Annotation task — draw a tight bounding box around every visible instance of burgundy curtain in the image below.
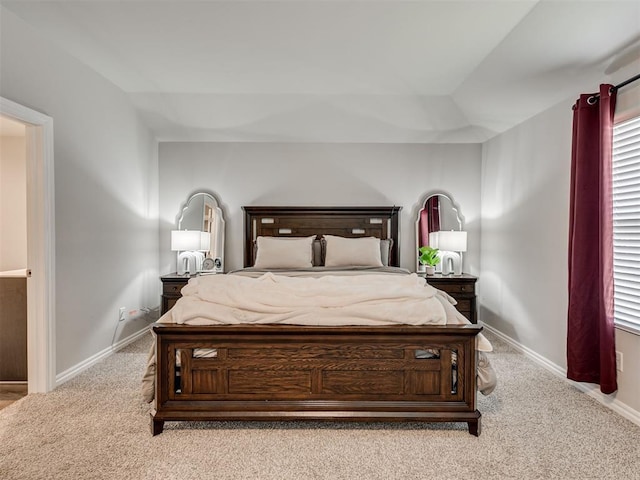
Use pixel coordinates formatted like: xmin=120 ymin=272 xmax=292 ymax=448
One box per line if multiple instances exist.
xmin=419 ymin=196 xmax=441 ymax=247
xmin=567 ymin=84 xmax=617 ymax=394
xmin=428 ymin=197 xmax=441 ymax=233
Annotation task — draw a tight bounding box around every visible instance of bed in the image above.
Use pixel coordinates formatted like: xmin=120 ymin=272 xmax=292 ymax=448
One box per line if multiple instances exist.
xmin=147 ymin=206 xmax=493 ymax=436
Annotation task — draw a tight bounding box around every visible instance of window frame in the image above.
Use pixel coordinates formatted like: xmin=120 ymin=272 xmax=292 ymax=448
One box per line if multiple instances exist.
xmin=612 ymin=114 xmax=640 ymax=335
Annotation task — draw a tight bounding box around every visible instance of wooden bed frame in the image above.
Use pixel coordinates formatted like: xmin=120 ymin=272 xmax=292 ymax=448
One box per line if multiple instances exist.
xmin=150 ymin=206 xmax=482 ymax=436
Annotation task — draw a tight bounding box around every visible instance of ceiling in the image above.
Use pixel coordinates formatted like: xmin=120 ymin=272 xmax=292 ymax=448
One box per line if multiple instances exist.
xmin=2 ymin=0 xmax=639 ymax=143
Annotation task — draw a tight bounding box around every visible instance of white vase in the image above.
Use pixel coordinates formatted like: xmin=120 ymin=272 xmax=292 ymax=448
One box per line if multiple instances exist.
xmin=425 ymin=266 xmax=435 ymax=275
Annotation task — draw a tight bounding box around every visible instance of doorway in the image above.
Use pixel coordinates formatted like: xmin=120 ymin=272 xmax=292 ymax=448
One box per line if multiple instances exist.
xmin=0 ymin=115 xmax=27 ymax=402
xmin=0 ymin=97 xmax=55 ymax=394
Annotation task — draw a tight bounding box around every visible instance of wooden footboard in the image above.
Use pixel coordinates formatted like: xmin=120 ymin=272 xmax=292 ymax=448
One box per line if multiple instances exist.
xmin=150 ymin=323 xmax=482 ymax=436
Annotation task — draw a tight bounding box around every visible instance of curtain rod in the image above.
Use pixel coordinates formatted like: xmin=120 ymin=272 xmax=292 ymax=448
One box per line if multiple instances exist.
xmin=580 ymin=72 xmax=640 ymax=106
xmin=612 ymin=72 xmax=640 ymax=92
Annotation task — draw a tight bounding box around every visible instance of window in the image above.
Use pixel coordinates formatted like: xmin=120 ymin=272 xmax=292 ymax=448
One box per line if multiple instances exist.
xmin=612 ymin=115 xmax=640 ymax=333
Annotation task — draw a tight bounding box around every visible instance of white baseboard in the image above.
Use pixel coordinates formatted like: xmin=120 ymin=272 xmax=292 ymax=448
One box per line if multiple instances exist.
xmin=482 ymin=323 xmax=640 ymax=428
xmin=55 ymin=326 xmax=151 ymax=387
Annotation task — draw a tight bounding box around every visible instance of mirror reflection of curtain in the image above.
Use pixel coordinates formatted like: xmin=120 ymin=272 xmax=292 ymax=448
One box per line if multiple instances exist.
xmin=418 ymin=196 xmax=440 ymax=248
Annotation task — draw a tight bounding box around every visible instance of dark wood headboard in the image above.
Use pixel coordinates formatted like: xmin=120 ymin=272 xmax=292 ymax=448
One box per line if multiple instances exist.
xmin=243 ymin=206 xmax=402 ymax=268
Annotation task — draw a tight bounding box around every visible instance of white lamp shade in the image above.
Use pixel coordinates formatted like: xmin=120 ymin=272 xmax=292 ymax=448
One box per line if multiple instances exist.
xmin=428 ymin=231 xmax=440 ymax=248
xmin=437 ymin=230 xmax=467 ymax=252
xmin=171 ymin=230 xmax=202 ymax=251
xmin=199 ymin=232 xmax=211 ymax=251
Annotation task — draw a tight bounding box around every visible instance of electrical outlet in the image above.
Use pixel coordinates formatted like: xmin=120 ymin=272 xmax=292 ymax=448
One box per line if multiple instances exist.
xmin=616 ymin=351 xmax=623 ymax=372
xmin=118 ymin=307 xmax=126 ymax=322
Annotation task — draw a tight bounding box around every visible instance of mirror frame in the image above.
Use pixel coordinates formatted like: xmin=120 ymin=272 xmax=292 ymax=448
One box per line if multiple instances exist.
xmin=176 ymin=191 xmax=225 ymax=272
xmin=415 ymin=191 xmax=464 ymax=272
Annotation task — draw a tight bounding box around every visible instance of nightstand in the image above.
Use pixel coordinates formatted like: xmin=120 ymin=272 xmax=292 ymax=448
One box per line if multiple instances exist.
xmin=419 ymin=273 xmax=478 ymax=323
xmin=160 ymin=274 xmax=193 ymax=315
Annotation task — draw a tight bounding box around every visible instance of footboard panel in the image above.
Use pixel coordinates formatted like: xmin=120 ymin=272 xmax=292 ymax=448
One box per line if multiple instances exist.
xmin=151 ymin=324 xmax=482 ymax=436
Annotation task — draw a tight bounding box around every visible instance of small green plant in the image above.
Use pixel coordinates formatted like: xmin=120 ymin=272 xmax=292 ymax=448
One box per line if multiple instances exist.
xmin=418 ymin=246 xmax=441 ymax=267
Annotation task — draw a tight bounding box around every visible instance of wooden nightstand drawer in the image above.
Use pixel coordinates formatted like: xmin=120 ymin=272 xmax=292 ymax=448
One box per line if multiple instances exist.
xmin=165 ymin=297 xmax=179 ymax=312
xmin=431 ymin=283 xmax=474 ymax=295
xmin=454 ymin=299 xmax=471 ymax=312
xmin=163 ymin=282 xmax=186 ymax=295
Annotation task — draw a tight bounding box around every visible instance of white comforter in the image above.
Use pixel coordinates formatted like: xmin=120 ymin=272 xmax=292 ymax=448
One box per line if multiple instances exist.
xmin=158 ymin=271 xmax=492 ymax=351
xmin=165 ymin=272 xmax=450 ymax=326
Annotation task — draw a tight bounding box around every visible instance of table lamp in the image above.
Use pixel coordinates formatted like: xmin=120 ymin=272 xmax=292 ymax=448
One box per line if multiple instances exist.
xmin=171 ymin=231 xmax=210 ymax=275
xmin=437 ymin=230 xmax=467 ymax=275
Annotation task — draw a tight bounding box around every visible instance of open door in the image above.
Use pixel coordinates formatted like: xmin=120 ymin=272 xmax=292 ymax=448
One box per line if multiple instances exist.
xmin=0 ymin=97 xmax=56 ymax=393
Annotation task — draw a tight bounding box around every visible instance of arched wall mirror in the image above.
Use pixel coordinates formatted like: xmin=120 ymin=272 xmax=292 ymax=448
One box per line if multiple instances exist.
xmin=176 ymin=192 xmax=225 ymax=273
xmin=415 ymin=193 xmax=464 ymax=273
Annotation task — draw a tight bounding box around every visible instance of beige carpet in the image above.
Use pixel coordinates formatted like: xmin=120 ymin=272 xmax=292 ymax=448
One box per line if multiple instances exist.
xmin=0 ymin=331 xmax=639 ymax=480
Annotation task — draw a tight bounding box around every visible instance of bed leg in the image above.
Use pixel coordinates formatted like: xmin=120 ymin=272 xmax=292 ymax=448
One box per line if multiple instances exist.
xmin=151 ymin=416 xmax=164 ymax=436
xmin=468 ymin=417 xmax=481 ymax=437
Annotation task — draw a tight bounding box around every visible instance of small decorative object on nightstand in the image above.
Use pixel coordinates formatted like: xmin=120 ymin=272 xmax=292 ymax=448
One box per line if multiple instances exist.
xmin=202 ymin=257 xmax=216 ymax=272
xmin=420 ymin=273 xmax=478 ymax=323
xmin=418 ymin=245 xmax=440 ymax=276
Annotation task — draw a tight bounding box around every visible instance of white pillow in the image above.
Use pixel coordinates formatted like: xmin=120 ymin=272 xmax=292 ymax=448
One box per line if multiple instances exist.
xmin=254 ymin=236 xmax=315 ymax=269
xmin=324 ymin=235 xmax=383 ymax=267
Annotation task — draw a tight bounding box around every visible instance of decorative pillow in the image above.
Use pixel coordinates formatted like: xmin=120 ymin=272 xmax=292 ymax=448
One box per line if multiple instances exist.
xmin=254 ymin=236 xmax=315 ymax=269
xmin=323 ymin=235 xmax=383 ymax=267
xmin=253 ymin=237 xmax=322 ymax=267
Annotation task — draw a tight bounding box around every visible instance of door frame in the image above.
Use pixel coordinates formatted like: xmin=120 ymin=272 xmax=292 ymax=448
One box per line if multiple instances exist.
xmin=1 ymin=97 xmax=56 ymax=393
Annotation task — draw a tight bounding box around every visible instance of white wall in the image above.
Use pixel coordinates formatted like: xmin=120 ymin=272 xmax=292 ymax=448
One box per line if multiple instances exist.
xmin=0 ymin=134 xmax=27 ymax=271
xmin=159 ymin=142 xmax=482 ymax=273
xmin=0 ymin=8 xmax=160 ymax=375
xmin=616 ymin=329 xmax=640 ymax=413
xmin=480 ymin=98 xmax=640 ymax=414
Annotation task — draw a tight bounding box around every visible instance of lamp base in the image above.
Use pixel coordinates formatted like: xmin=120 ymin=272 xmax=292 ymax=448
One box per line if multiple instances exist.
xmin=177 ymin=251 xmax=205 ymax=275
xmin=440 ymin=251 xmax=462 ymax=275
xmin=177 ymin=252 xmax=194 ymax=275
